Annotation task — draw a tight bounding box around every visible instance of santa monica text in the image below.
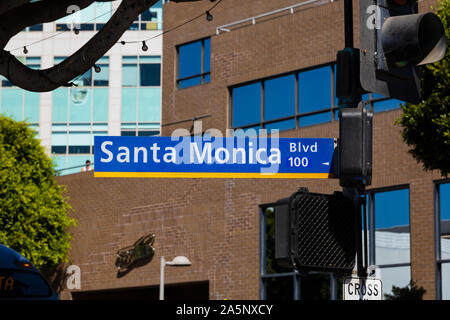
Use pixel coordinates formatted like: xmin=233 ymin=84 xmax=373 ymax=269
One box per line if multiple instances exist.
xmin=99 ymin=139 xmax=281 ymax=166
xmin=93 ymin=136 xmax=336 ymax=176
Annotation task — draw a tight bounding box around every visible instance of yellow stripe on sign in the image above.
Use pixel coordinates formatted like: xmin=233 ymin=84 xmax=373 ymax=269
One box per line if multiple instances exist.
xmin=94 ymin=172 xmax=334 ymax=179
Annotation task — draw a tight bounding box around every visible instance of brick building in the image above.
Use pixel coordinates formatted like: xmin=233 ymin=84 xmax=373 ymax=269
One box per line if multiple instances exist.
xmin=58 ymin=0 xmax=449 ymax=300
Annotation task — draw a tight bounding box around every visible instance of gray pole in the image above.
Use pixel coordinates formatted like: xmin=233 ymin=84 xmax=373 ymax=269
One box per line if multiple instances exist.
xmin=160 ymin=256 xmax=165 ymax=300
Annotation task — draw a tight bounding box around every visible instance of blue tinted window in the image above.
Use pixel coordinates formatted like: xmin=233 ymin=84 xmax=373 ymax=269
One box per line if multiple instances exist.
xmin=51 ymin=131 xmax=67 ymax=147
xmin=24 ymin=91 xmax=40 ymax=123
xmin=299 ymin=112 xmax=331 ymax=127
xmin=204 ymin=38 xmax=211 ymax=73
xmin=95 ymin=2 xmax=112 ymax=23
xmin=138 ymin=87 xmax=161 ymax=122
xmin=373 ymin=99 xmax=402 ymax=112
xmin=178 ymin=38 xmax=211 ymax=88
xmin=232 ymin=65 xmax=334 ymax=131
xmin=375 ymin=189 xmax=410 ymax=229
xmin=374 ymin=188 xmax=410 ymax=265
xmin=264 ymin=74 xmax=295 ymax=121
xmin=1 ymin=89 xmax=22 ymax=121
xmin=28 ymin=24 xmax=43 ymax=31
xmin=74 ymin=69 xmax=92 ymax=87
xmin=52 ymin=89 xmax=68 ymax=122
xmin=232 ymin=83 xmax=261 ymax=128
xmin=123 ymin=64 xmax=138 ymax=87
xmin=371 ymin=93 xmax=402 ymax=112
xmin=299 ymin=66 xmax=331 ymax=113
xmin=265 ymin=119 xmax=295 ymax=131
xmin=441 ymin=183 xmax=450 ymax=221
xmin=121 ymin=57 xmax=161 ymax=127
xmin=93 ymin=88 xmax=108 ymax=122
xmin=298 ymin=67 xmax=332 ymax=127
xmin=140 ymin=64 xmax=160 ymax=86
xmin=440 ymin=183 xmax=450 ymax=293
xmin=122 ymin=88 xmax=137 ymax=122
xmin=179 ymin=41 xmax=202 ymax=79
xmin=69 ymin=87 xmax=91 ymax=122
xmin=52 ymin=155 xmax=67 ymax=172
xmin=94 ymin=64 xmax=109 ymax=86
xmin=179 ymin=77 xmax=202 ymax=89
xmin=66 ymin=155 xmax=90 ymax=175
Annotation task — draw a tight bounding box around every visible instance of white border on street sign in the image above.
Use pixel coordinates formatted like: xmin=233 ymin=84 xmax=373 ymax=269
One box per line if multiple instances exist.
xmin=343 ymin=277 xmax=383 ymax=300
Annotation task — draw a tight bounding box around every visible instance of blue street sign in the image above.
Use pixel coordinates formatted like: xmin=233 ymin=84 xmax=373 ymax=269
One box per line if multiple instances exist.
xmin=94 ymin=136 xmax=336 ymax=179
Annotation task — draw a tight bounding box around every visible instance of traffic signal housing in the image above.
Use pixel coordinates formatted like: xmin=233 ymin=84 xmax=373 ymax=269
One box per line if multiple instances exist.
xmin=359 ymin=0 xmax=446 ymax=103
xmin=274 ymin=188 xmax=357 ymax=274
xmin=338 ymin=105 xmax=373 ymax=188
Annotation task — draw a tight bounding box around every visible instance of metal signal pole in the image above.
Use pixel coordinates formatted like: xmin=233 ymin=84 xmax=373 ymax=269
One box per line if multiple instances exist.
xmin=339 ymin=0 xmax=368 ymax=278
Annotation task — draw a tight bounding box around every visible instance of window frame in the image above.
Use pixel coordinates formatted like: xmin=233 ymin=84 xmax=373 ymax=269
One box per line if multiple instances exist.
xmin=434 ymin=179 xmax=450 ymax=300
xmin=121 ymin=55 xmax=161 ymax=137
xmin=0 ymin=57 xmax=41 ymax=125
xmin=365 ymin=185 xmax=412 ymax=295
xmin=229 ymin=63 xmax=404 ymax=132
xmin=176 ymin=37 xmax=211 ymax=89
xmin=51 ymin=57 xmax=109 ymax=159
xmin=230 ymin=63 xmax=337 ymax=131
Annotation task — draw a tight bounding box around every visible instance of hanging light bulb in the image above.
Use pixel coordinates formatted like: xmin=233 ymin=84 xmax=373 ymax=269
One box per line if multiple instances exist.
xmin=206 ymin=11 xmax=213 ymax=21
xmin=74 ymin=27 xmax=79 ymax=35
xmin=23 ymin=46 xmax=28 ymax=54
xmin=142 ymin=41 xmax=148 ymax=52
xmin=94 ymin=65 xmax=101 ymax=73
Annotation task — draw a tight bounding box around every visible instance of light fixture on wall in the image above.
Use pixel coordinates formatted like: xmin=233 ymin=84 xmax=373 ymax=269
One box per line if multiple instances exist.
xmin=94 ymin=65 xmax=101 ymax=73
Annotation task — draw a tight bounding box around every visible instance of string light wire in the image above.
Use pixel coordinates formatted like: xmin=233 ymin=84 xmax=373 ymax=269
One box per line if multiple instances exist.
xmin=10 ymin=0 xmax=225 ymax=53
xmin=119 ymin=0 xmax=224 ymax=46
xmin=9 ymin=8 xmax=115 ymax=53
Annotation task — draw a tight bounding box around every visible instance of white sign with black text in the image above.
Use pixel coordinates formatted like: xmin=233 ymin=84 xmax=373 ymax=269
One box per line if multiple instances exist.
xmin=343 ymin=277 xmax=383 ymax=300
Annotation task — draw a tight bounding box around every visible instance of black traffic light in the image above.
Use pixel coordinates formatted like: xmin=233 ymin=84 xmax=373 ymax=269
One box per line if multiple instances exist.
xmin=274 ymin=188 xmax=357 ymax=274
xmin=359 ymin=0 xmax=446 ymax=103
xmin=338 ymin=105 xmax=373 ymax=188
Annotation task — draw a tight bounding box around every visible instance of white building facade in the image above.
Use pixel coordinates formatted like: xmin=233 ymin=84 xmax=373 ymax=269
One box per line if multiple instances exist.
xmin=1 ymin=0 xmax=163 ymax=174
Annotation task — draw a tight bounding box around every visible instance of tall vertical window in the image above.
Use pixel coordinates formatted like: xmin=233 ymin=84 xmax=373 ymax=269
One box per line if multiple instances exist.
xmin=436 ymin=180 xmax=450 ymax=300
xmin=366 ymin=186 xmax=411 ymax=296
xmin=0 ymin=57 xmax=40 ymax=133
xmin=231 ymin=65 xmax=334 ymax=132
xmin=177 ymin=38 xmax=211 ymax=89
xmin=121 ymin=56 xmax=161 ymax=136
xmin=260 ymin=203 xmax=341 ymax=300
xmin=52 ymin=56 xmax=109 ymax=175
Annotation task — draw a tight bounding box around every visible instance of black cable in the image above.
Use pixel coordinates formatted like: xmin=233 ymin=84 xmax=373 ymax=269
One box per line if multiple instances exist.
xmin=10 ymin=8 xmax=115 ymax=52
xmin=121 ymin=0 xmax=225 ymax=45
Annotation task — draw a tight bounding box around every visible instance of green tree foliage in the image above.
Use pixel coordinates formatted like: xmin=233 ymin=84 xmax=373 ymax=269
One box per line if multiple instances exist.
xmin=384 ymin=280 xmax=426 ymax=300
xmin=0 ymin=116 xmax=75 ymax=276
xmin=397 ymin=0 xmax=450 ymax=176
